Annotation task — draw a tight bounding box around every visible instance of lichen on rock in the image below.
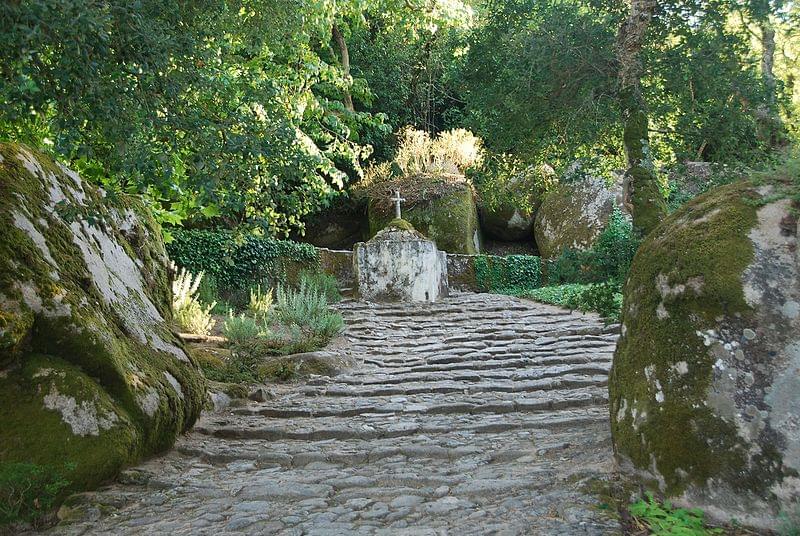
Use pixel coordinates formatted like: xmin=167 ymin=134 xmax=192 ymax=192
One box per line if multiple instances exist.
xmin=610 ymin=178 xmax=800 ymax=530
xmin=0 ymin=143 xmax=205 ymax=491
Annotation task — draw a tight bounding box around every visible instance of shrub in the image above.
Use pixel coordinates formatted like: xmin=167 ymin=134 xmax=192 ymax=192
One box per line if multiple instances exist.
xmin=545 ymin=208 xmax=639 ymax=286
xmin=513 ymin=282 xmax=623 ymax=321
xmin=392 ymin=126 xmax=484 ymax=176
xmin=273 ymin=280 xmax=344 ymax=339
xmin=222 ymin=313 xmax=262 ymax=346
xmin=299 ymin=270 xmax=341 ymax=303
xmin=248 ymin=285 xmax=273 ymax=318
xmin=172 ymin=267 xmax=216 ymax=335
xmin=0 ymin=463 xmax=73 ymax=527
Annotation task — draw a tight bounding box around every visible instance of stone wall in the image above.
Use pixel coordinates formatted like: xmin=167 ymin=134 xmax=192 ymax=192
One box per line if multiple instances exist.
xmin=318 ymin=248 xmax=537 ymax=294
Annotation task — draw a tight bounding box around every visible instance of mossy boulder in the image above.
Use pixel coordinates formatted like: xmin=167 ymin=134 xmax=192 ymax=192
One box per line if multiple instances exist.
xmin=533 ymin=178 xmax=620 ymax=259
xmin=477 ymin=164 xmax=557 ymax=242
xmin=610 ymin=180 xmax=799 ymax=530
xmin=367 ymin=178 xmax=481 ymax=254
xmin=0 ymin=143 xmax=205 ymax=492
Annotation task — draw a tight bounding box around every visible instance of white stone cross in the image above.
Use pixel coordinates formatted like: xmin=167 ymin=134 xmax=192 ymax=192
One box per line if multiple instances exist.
xmin=391 ymin=189 xmax=406 ymax=219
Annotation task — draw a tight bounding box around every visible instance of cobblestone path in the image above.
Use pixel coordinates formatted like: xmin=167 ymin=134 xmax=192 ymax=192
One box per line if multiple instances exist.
xmin=52 ymin=293 xmax=621 ymax=535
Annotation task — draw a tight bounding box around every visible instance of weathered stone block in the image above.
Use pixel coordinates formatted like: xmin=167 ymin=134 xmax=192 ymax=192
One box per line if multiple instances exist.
xmin=354 ymin=220 xmax=449 ymax=302
xmin=534 ymin=178 xmax=621 ymax=259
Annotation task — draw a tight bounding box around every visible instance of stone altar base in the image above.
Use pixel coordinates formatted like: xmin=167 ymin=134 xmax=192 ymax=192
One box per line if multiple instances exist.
xmin=354 ymin=222 xmax=448 ymax=302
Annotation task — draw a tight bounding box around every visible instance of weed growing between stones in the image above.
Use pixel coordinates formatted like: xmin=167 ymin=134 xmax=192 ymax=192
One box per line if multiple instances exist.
xmin=0 ymin=462 xmax=73 ymax=528
xmin=628 ymin=493 xmax=723 ymax=536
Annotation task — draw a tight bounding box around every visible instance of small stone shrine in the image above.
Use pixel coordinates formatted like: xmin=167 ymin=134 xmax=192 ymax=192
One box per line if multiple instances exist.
xmin=354 ymin=190 xmax=449 ymax=302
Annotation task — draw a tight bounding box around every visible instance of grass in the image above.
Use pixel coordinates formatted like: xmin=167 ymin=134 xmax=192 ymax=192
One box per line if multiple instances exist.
xmin=509 ymin=282 xmax=623 ymax=322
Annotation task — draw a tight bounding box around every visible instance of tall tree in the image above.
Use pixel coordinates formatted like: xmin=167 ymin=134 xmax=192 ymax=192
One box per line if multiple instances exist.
xmin=616 ymin=0 xmax=666 ymax=235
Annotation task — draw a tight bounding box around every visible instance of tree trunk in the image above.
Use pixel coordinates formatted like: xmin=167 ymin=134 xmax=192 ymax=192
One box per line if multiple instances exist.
xmin=616 ymin=0 xmax=665 ymax=236
xmin=332 ymin=23 xmax=354 ymax=112
xmin=760 ymin=22 xmax=777 ymax=106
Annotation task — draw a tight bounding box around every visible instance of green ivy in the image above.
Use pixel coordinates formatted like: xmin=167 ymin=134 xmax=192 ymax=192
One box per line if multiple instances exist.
xmin=474 ymin=254 xmax=542 ymax=292
xmin=167 ymin=229 xmax=319 ymax=295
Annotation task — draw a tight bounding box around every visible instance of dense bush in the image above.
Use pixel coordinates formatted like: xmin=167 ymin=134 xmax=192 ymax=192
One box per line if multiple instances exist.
xmin=545 ymin=209 xmax=639 ymax=286
xmin=513 ymin=283 xmax=623 ymax=322
xmin=167 ymin=229 xmax=319 ymax=299
xmin=0 ymin=463 xmax=72 ymax=527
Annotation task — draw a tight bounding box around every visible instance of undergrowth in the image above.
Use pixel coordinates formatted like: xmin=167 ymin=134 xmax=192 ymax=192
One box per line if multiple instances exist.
xmin=0 ymin=463 xmax=73 ymax=528
xmin=629 ymin=493 xmax=723 ymax=536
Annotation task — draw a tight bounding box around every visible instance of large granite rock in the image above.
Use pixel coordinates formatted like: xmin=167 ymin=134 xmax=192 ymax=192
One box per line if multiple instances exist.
xmin=478 ymin=164 xmax=557 ymax=242
xmin=368 ymin=178 xmax=481 ymax=254
xmin=0 ymin=143 xmax=205 ymax=490
xmin=355 ymin=219 xmax=449 ymax=302
xmin=610 ymin=180 xmax=799 ymax=529
xmin=533 ymin=178 xmax=619 ymax=259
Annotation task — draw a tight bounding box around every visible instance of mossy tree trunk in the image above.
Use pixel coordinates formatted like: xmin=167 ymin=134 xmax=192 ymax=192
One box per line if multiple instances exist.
xmin=616 ymin=0 xmax=666 ymax=236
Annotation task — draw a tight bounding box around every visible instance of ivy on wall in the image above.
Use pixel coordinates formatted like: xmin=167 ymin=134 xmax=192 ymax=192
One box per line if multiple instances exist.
xmin=167 ymin=230 xmax=319 ymax=292
xmin=474 ymin=255 xmax=542 ymax=292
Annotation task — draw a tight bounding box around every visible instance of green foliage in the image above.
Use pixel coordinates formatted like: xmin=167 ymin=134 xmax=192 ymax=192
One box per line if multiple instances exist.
xmin=469 ymin=153 xmax=557 ymax=213
xmin=513 ymin=283 xmax=623 ymax=321
xmin=273 ymin=281 xmax=345 ymax=339
xmin=222 ymin=313 xmax=263 ymax=347
xmin=474 ymin=255 xmax=542 ymax=292
xmin=546 ymin=209 xmax=639 ymax=286
xmin=172 ymin=267 xmax=216 ymax=336
xmin=0 ymin=0 xmax=388 ymax=235
xmin=167 ymin=229 xmax=319 ymax=297
xmin=629 ymin=493 xmax=722 ymax=536
xmin=299 ymin=270 xmax=342 ymax=304
xmin=0 ymin=462 xmax=73 ymax=527
xmin=779 ymin=505 xmax=800 ymax=536
xmin=248 ymin=286 xmax=274 ymax=319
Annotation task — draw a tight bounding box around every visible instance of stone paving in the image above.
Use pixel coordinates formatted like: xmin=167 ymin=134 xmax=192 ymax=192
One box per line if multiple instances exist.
xmin=51 ymin=293 xmax=622 ymax=535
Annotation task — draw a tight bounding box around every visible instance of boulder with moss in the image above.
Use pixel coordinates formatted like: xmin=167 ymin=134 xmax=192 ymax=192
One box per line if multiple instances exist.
xmin=610 ymin=179 xmax=799 ymax=530
xmin=367 ymin=176 xmax=481 ymax=254
xmin=477 ymin=163 xmax=558 ymax=242
xmin=0 ymin=143 xmax=205 ymax=492
xmin=533 ymin=177 xmax=620 ymax=259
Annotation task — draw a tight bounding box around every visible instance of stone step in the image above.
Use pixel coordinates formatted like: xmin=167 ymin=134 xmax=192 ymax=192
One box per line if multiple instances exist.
xmin=299 ymin=374 xmax=608 ymax=398
xmin=231 ymin=386 xmax=609 ymax=420
xmin=196 ymin=406 xmax=609 ymax=442
xmin=349 ymin=355 xmax=611 ymax=376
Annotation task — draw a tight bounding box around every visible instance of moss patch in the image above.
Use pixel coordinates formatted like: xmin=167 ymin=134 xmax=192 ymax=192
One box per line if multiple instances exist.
xmin=610 ymin=180 xmax=761 ymax=495
xmin=368 ymin=179 xmax=480 ymax=254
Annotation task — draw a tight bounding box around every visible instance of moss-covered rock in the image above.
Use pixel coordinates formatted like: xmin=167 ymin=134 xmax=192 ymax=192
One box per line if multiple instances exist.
xmin=610 ymin=180 xmax=800 ymax=530
xmin=367 ymin=178 xmax=481 ymax=254
xmin=533 ymin=178 xmax=620 ymax=259
xmin=0 ymin=143 xmax=205 ymax=492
